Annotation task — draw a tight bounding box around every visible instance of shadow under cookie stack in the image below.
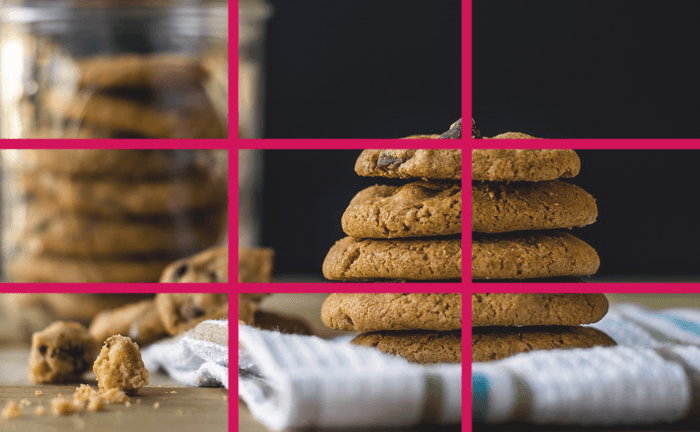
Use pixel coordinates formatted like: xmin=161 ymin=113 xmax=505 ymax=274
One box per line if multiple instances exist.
xmin=322 ymin=149 xmax=462 ymax=281
xmin=2 ymin=150 xmax=227 ymax=282
xmin=471 ymin=149 xmax=600 ymax=281
xmin=471 ymin=293 xmax=616 ymax=362
xmin=322 ymin=293 xmax=462 ymax=363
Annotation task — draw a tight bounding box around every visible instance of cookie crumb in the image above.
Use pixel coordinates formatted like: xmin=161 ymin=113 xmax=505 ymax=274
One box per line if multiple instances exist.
xmin=222 ymin=395 xmax=228 ymax=402
xmin=135 ymin=399 xmax=141 ymax=404
xmin=170 ymin=390 xmax=177 ymax=394
xmin=35 ymin=390 xmax=44 ymax=396
xmin=34 ymin=406 xmax=47 ymax=416
xmin=20 ymin=399 xmax=31 ymax=407
xmin=176 ymin=410 xmax=183 ymax=417
xmin=100 ymin=388 xmax=129 ymax=404
xmin=2 ymin=401 xmax=21 ymax=419
xmin=74 ymin=384 xmax=97 ymax=403
xmin=51 ymin=396 xmax=83 ymax=416
xmin=153 ymin=402 xmax=160 ymax=410
xmin=125 ymin=401 xmax=131 ymax=408
xmin=87 ymin=396 xmax=105 ymax=412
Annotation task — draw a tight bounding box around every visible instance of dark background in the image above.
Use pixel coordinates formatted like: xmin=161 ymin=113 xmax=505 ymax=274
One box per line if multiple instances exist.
xmin=258 ymin=150 xmax=700 ymax=278
xmin=473 ymin=0 xmax=700 ymax=139
xmin=263 ymin=0 xmax=461 ymax=138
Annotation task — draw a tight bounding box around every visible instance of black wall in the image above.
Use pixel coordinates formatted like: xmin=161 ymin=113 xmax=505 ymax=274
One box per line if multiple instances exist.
xmin=263 ymin=0 xmax=462 ymax=138
xmin=473 ymin=0 xmax=700 ymax=138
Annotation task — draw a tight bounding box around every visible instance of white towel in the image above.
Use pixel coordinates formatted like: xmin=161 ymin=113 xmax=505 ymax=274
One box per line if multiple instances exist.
xmin=473 ymin=304 xmax=700 ymax=425
xmin=142 ymin=319 xmax=228 ymax=389
xmin=238 ymin=324 xmax=462 ymax=430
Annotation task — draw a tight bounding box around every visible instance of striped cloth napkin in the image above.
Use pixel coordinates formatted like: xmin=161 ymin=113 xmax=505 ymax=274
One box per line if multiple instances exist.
xmin=473 ymin=303 xmax=700 ymax=425
xmin=141 ymin=319 xmax=228 ymax=389
xmin=238 ymin=324 xmax=462 ymax=430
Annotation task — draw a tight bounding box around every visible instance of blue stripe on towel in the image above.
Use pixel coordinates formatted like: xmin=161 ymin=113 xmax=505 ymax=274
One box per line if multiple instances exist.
xmin=472 ymin=372 xmax=490 ymax=422
xmin=659 ymin=313 xmax=700 ymax=338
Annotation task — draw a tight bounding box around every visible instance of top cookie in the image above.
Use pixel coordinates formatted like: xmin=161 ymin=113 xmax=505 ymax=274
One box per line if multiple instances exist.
xmin=472 ymin=293 xmax=609 ymax=326
xmin=355 ymin=150 xmax=462 ymax=179
xmin=472 ymin=149 xmax=580 ymax=182
xmin=321 ymin=293 xmax=462 ymax=331
xmin=488 ymin=132 xmax=538 ymax=139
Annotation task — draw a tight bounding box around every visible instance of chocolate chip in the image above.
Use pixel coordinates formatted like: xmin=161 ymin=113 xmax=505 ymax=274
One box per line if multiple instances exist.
xmin=377 ymin=155 xmax=405 ymax=169
xmin=38 ymin=345 xmax=47 ymax=355
xmin=178 ymin=303 xmax=204 ymax=320
xmin=174 ymin=264 xmax=188 ymax=280
xmin=439 ymin=118 xmax=462 ymax=139
xmin=207 ymin=271 xmax=218 ymax=282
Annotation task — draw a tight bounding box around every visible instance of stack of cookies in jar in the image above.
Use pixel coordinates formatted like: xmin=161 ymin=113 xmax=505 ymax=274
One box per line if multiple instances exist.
xmin=471 ymin=149 xmax=600 ymax=281
xmin=323 ymin=149 xmax=462 ymax=281
xmin=38 ymin=54 xmax=226 ymax=138
xmin=1 ymin=150 xmax=227 ymax=282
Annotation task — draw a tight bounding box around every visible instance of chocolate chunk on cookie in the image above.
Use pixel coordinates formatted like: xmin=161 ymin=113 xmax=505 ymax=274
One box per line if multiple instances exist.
xmin=341 ymin=181 xmax=461 ymax=238
xmin=321 ymin=293 xmax=462 ymax=331
xmin=439 ymin=118 xmax=461 ymax=139
xmin=160 ymin=247 xmax=228 ymax=283
xmin=355 ymin=149 xmax=462 ymax=180
xmin=472 ymin=326 xmax=616 ymax=362
xmin=352 ymin=330 xmax=461 ymax=364
xmin=472 ymin=232 xmax=600 ymax=280
xmin=322 ymin=237 xmax=462 ymax=280
xmin=29 ymin=321 xmax=98 ymax=384
xmin=472 ymin=294 xmax=609 ymax=326
xmin=155 ymin=293 xmax=228 ymax=336
xmin=472 ymin=149 xmax=580 ymax=182
xmin=472 ymin=180 xmax=597 ymax=233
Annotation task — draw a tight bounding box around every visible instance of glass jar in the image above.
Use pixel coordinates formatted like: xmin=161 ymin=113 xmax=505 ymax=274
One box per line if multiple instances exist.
xmin=239 ymin=0 xmax=271 ymax=138
xmin=0 ymin=149 xmax=228 ymax=282
xmin=0 ymin=0 xmax=228 ymax=138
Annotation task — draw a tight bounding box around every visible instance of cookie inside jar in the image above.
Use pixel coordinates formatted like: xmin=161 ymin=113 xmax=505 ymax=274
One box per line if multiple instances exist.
xmin=1 ymin=150 xmax=228 ymax=283
xmin=0 ymin=0 xmax=228 ymax=139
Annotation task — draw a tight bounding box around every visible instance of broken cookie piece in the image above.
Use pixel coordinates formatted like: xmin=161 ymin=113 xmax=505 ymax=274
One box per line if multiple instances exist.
xmin=93 ymin=335 xmax=148 ymax=395
xmin=156 ymin=293 xmax=228 ymax=336
xmin=29 ymin=321 xmax=98 ymax=384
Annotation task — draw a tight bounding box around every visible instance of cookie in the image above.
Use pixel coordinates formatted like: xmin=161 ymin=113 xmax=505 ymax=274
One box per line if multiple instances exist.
xmin=252 ymin=310 xmax=313 ymax=335
xmin=488 ymin=132 xmax=538 ymax=139
xmin=352 ymin=330 xmax=461 ymax=364
xmin=17 ymin=205 xmax=221 ymax=257
xmin=93 ymin=335 xmax=149 ymax=394
xmin=471 ymin=180 xmax=597 ymax=233
xmin=472 ymin=232 xmax=599 ymax=280
xmin=341 ymin=181 xmax=461 ymax=238
xmin=472 ymin=149 xmax=580 ymax=182
xmin=402 ymin=134 xmax=440 ymax=139
xmin=44 ymin=90 xmax=225 ymax=138
xmin=29 ymin=321 xmax=99 ymax=384
xmin=321 ymin=293 xmax=462 ymax=331
xmin=439 ymin=118 xmax=461 ymax=139
xmin=8 ymin=254 xmax=171 ymax=282
xmin=238 ymin=299 xmax=257 ymax=325
xmin=78 ymin=54 xmax=207 ymax=89
xmin=471 ymin=294 xmax=609 ymax=327
xmin=2 ymin=150 xmax=197 ymax=177
xmin=472 ymin=326 xmax=616 ymax=362
xmin=20 ymin=171 xmax=226 ymax=216
xmin=355 ymin=150 xmax=462 ymax=180
xmin=160 ymin=247 xmax=228 ymax=283
xmin=155 ymin=293 xmax=228 ymax=336
xmin=238 ymin=248 xmax=274 ymax=282
xmin=322 ymin=237 xmax=462 ymax=280
xmin=89 ymin=300 xmax=167 ymax=346
xmin=6 ymin=294 xmax=152 ymax=324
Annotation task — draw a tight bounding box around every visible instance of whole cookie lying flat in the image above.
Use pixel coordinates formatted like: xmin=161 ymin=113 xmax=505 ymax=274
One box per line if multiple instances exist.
xmin=472 ymin=294 xmax=608 ymax=326
xmin=8 ymin=254 xmax=171 ymax=283
xmin=342 ymin=181 xmax=461 ymax=238
xmin=321 ymin=293 xmax=461 ymax=331
xmin=472 ymin=232 xmax=599 ymax=280
xmin=355 ymin=150 xmax=462 ymax=179
xmin=472 ymin=326 xmax=616 ymax=362
xmin=472 ymin=180 xmax=597 ymax=233
xmin=2 ymin=150 xmax=196 ymax=177
xmin=160 ymin=247 xmax=228 ymax=283
xmin=323 ymin=237 xmax=462 ymax=280
xmin=18 ymin=205 xmax=220 ymax=257
xmin=352 ymin=330 xmax=461 ymax=364
xmin=472 ymin=149 xmax=580 ymax=182
xmin=21 ymin=172 xmax=227 ymax=217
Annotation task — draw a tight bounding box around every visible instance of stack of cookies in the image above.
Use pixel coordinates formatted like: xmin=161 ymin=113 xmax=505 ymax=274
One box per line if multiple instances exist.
xmin=39 ymin=54 xmax=226 ymax=138
xmin=2 ymin=150 xmax=227 ymax=282
xmin=322 ymin=293 xmax=462 ymax=364
xmin=472 ymin=294 xmax=616 ymax=362
xmin=471 ymin=149 xmax=600 ymax=280
xmin=322 ymin=149 xmax=462 ymax=281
